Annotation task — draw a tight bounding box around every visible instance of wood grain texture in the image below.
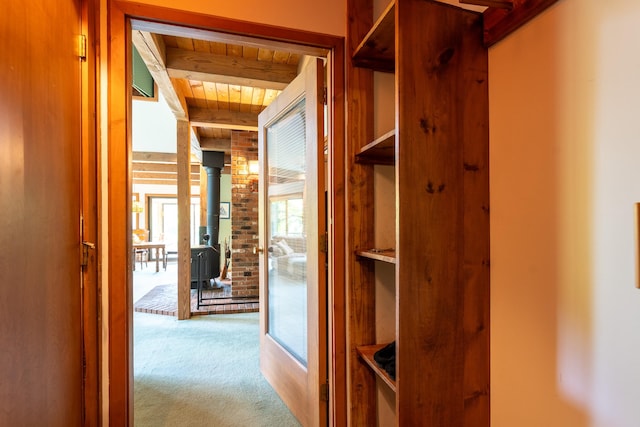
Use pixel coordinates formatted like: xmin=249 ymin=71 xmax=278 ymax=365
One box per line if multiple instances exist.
xmin=460 ymin=13 xmax=491 ymax=426
xmin=0 ymin=0 xmax=85 ymax=423
xmin=345 ymin=0 xmax=377 ymax=425
xmin=166 ymin=46 xmax=297 ymax=90
xmin=395 ymin=1 xmax=489 ymax=425
xmin=355 ymin=129 xmax=395 ymax=165
xmin=189 ymin=107 xmax=258 ymax=130
xmin=352 ymin=1 xmax=395 ymax=72
xmin=356 ymin=345 xmax=396 ymax=392
xmin=177 ymin=119 xmax=192 ymax=320
xmin=81 ymin=0 xmax=100 ymax=422
xmin=327 ymin=42 xmax=348 ymax=427
xmin=258 ymin=58 xmax=326 ymax=427
xmin=356 ymin=249 xmax=396 ymax=264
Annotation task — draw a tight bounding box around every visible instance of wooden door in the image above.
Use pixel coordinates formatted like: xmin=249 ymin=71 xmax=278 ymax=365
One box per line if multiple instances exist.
xmin=258 ymin=58 xmax=327 ymax=426
xmin=0 ymin=0 xmax=86 ymax=424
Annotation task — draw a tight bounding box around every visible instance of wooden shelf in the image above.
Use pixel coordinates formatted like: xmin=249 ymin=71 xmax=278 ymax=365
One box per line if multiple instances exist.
xmin=357 ymin=344 xmax=396 ymax=392
xmin=356 ymin=249 xmax=396 ymax=264
xmin=352 ymin=1 xmax=395 ymax=72
xmin=355 ymin=129 xmax=395 ymax=165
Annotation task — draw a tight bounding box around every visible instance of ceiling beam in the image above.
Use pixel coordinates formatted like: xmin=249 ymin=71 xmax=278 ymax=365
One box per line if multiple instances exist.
xmin=199 ymin=138 xmax=231 ymax=152
xmin=189 ymin=107 xmax=258 ymax=131
xmin=132 ymin=31 xmax=188 ymax=120
xmin=166 ymin=47 xmax=297 ymax=91
xmin=131 ymin=19 xmax=330 ymax=57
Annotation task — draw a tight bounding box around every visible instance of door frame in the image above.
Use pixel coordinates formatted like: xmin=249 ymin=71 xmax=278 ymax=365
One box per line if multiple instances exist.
xmin=81 ymin=0 xmax=100 ymax=423
xmin=106 ymin=2 xmax=346 ymax=425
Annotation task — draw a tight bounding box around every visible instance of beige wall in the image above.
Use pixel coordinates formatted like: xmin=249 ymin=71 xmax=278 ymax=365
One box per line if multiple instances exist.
xmin=118 ymin=0 xmax=345 ymax=36
xmin=490 ymin=0 xmax=640 ymax=425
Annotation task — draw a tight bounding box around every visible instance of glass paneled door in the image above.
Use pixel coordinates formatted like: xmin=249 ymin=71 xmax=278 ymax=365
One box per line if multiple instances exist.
xmin=258 ymin=58 xmax=327 ymax=427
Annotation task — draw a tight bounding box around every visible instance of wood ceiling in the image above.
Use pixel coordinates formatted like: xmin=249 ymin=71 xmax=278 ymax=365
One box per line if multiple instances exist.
xmin=133 ymin=31 xmax=303 ymax=148
xmin=131 ymin=29 xmax=307 ymax=182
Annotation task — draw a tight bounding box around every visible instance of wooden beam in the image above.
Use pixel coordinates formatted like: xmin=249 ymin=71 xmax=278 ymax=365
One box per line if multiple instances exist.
xmin=132 ymin=31 xmax=188 ymax=120
xmin=189 ymin=107 xmax=258 ymax=131
xmin=132 ymin=162 xmax=200 ymax=173
xmin=132 ymin=178 xmax=199 ymax=186
xmin=483 ymin=0 xmax=559 ymax=46
xmin=132 ymin=151 xmax=178 ymax=163
xmin=132 ymin=171 xmax=200 ymax=180
xmin=132 ymin=19 xmax=330 ymax=58
xmin=166 ymin=47 xmax=297 ymax=90
xmin=460 ymin=0 xmax=512 ymax=9
xmin=199 ymin=138 xmax=231 ymax=152
xmin=177 ymin=120 xmax=191 ymax=320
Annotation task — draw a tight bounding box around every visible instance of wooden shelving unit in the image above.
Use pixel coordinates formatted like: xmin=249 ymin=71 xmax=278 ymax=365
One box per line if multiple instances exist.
xmin=346 ymin=0 xmax=490 ymax=426
xmin=352 ymin=1 xmax=395 ymax=73
xmin=355 ymin=129 xmax=395 ymax=165
xmin=356 ymin=344 xmax=396 ymax=392
xmin=356 ymin=249 xmax=396 ymax=264
xmin=355 ymin=249 xmax=396 ymax=264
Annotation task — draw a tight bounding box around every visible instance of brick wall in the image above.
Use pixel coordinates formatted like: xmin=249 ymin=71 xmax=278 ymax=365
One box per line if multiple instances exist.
xmin=230 ymin=131 xmax=259 ymax=298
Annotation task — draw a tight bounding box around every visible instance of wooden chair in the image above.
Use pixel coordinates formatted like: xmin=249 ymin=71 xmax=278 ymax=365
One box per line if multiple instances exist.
xmin=132 ymin=229 xmax=149 ymax=270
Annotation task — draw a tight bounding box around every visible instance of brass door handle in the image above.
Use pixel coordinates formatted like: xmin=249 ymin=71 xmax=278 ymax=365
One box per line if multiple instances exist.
xmin=253 ymin=247 xmax=264 ymax=254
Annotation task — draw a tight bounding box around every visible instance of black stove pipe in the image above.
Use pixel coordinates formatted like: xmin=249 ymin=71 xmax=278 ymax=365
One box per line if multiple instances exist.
xmin=202 ymin=151 xmax=225 ymax=245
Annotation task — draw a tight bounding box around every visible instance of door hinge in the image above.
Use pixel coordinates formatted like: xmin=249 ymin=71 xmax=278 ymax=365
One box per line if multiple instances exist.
xmin=319 ymin=233 xmax=328 ymax=253
xmin=78 ymin=34 xmax=87 ymax=61
xmin=320 ymin=383 xmax=329 ymax=402
xmin=323 ymin=87 xmax=327 ymax=105
xmin=82 ymin=241 xmax=95 ymax=267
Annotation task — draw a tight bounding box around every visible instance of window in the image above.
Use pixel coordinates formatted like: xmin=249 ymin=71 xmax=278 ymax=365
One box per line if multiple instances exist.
xmin=148 ymin=196 xmax=201 ymax=247
xmin=270 ymin=196 xmax=303 ymax=236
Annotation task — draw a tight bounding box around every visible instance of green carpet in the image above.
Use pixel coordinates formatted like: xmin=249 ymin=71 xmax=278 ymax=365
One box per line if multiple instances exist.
xmin=134 ymin=311 xmax=300 ymax=426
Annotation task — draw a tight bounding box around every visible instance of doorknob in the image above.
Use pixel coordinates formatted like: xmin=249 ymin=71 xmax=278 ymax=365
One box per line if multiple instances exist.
xmin=253 ymin=247 xmax=264 ymax=254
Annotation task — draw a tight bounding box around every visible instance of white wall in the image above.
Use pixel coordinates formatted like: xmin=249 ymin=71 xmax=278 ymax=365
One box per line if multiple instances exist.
xmin=132 ymin=92 xmax=177 ymax=153
xmin=490 ymin=1 xmax=640 ymax=425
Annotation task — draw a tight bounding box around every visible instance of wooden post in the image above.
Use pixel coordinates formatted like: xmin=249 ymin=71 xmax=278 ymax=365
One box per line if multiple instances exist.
xmin=177 ymin=119 xmax=191 ymax=319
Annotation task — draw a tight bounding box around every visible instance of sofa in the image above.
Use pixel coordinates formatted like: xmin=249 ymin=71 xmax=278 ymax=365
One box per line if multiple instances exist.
xmin=269 ymin=235 xmax=307 ymax=280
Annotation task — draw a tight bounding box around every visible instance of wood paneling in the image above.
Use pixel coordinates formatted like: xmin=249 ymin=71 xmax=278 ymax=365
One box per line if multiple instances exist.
xmin=345 ymin=0 xmax=377 ymax=424
xmin=395 ymin=3 xmax=489 ymax=425
xmin=108 ymin=3 xmax=133 ymax=424
xmin=81 ymin=0 xmax=100 ymax=422
xmin=0 ymin=0 xmax=85 ymax=424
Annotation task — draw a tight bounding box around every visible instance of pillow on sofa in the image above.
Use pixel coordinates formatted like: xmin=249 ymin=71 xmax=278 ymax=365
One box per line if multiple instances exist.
xmin=269 ymin=245 xmax=284 ymax=257
xmin=276 ymin=239 xmax=295 ymax=255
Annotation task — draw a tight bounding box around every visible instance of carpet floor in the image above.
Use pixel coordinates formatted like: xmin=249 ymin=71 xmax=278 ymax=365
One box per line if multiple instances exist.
xmin=134 ymin=311 xmax=300 ymax=427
